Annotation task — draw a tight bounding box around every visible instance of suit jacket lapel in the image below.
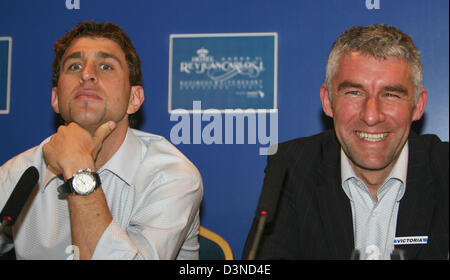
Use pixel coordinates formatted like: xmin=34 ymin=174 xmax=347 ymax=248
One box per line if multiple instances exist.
xmin=395 ymin=136 xmax=435 ymax=260
xmin=315 ymin=132 xmax=354 ymax=259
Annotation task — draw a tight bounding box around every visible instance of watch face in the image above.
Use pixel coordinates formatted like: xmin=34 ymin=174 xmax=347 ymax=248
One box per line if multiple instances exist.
xmin=72 ymin=173 xmax=96 ymax=195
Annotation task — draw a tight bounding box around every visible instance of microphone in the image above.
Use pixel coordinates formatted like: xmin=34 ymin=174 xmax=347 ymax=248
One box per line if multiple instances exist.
xmin=246 ymin=157 xmax=287 ymax=260
xmin=350 ymin=248 xmax=405 ymax=260
xmin=0 ymin=166 xmax=39 ymax=255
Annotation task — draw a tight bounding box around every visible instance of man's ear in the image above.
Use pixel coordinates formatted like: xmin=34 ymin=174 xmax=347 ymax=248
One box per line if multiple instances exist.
xmin=51 ymin=87 xmax=60 ymax=114
xmin=412 ymin=88 xmax=428 ymax=121
xmin=127 ymin=86 xmax=145 ymax=114
xmin=320 ymin=84 xmax=333 ymax=118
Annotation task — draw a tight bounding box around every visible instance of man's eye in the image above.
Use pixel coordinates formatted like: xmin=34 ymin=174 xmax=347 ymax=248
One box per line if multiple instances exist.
xmin=100 ymin=64 xmax=112 ymax=70
xmin=345 ymin=90 xmax=360 ymax=95
xmin=68 ymin=63 xmax=82 ymax=71
xmin=385 ymin=92 xmax=400 ymax=98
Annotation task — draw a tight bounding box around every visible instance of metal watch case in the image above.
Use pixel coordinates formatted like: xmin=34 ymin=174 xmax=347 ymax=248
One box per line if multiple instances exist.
xmin=71 ymin=169 xmax=99 ymax=195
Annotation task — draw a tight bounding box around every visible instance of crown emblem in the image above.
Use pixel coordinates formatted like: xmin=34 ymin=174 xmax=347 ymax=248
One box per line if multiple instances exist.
xmin=196 ymin=48 xmax=209 ymax=57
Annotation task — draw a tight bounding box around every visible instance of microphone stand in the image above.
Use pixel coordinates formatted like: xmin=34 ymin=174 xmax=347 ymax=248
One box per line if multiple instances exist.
xmin=247 ymin=211 xmax=267 ymax=260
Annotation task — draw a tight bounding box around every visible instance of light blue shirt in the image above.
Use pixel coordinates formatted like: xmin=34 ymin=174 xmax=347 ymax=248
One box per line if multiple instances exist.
xmin=341 ymin=142 xmax=408 ymax=260
xmin=0 ymin=128 xmax=203 ymax=259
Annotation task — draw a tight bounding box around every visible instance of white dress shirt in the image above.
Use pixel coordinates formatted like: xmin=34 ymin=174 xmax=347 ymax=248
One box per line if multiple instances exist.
xmin=0 ymin=128 xmax=203 ymax=260
xmin=341 ymin=142 xmax=408 ymax=260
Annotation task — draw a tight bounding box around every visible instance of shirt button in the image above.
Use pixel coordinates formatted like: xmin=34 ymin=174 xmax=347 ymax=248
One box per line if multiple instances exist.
xmin=371 ymin=212 xmax=377 ymax=217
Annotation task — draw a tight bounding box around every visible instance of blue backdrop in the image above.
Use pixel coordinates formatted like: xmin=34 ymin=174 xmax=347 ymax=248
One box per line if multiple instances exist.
xmin=0 ymin=0 xmax=448 ymax=259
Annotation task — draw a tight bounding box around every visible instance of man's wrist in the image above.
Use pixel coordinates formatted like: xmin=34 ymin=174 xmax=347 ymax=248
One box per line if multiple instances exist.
xmin=62 ymin=160 xmax=96 ymax=181
xmin=59 ymin=168 xmax=101 ymax=197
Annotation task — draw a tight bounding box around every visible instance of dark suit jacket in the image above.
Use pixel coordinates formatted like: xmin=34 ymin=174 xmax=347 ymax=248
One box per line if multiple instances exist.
xmin=243 ymin=130 xmax=449 ymax=260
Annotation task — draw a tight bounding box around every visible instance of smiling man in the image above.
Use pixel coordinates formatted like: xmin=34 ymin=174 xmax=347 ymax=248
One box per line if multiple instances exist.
xmin=0 ymin=21 xmax=203 ymax=259
xmin=244 ymin=24 xmax=448 ymax=260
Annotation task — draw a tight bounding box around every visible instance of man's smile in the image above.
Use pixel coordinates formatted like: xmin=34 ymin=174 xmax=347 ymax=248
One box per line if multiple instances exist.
xmin=355 ymin=131 xmax=388 ymax=142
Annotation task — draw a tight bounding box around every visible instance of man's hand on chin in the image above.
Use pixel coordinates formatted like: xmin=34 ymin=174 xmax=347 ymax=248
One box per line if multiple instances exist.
xmin=43 ymin=121 xmax=116 ymax=179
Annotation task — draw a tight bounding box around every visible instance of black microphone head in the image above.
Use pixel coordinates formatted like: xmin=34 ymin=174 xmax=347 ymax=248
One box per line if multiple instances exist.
xmin=0 ymin=166 xmax=39 ymax=225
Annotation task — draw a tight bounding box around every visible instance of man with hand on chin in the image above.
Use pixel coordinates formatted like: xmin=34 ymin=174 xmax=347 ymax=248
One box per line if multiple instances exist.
xmin=245 ymin=24 xmax=448 ymax=260
xmin=0 ymin=21 xmax=203 ymax=260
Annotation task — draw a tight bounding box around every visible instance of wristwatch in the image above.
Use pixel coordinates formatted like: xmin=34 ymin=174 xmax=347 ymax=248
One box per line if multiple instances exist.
xmin=58 ymin=168 xmax=101 ymax=196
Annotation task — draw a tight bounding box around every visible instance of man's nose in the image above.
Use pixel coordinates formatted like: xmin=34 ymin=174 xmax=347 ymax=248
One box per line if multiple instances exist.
xmin=80 ymin=62 xmax=97 ymax=83
xmin=359 ymin=96 xmax=385 ymax=126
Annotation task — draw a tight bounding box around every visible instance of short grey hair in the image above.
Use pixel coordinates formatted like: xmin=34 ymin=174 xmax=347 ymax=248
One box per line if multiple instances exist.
xmin=325 ymin=24 xmax=423 ymax=102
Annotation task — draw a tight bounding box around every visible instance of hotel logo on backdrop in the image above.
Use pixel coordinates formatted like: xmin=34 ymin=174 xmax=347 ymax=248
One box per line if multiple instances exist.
xmin=0 ymin=37 xmax=12 ymax=114
xmin=169 ymin=33 xmax=277 ymax=112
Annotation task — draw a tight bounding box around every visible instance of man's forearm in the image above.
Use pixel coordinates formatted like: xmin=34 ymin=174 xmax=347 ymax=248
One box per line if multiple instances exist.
xmin=67 ymin=187 xmax=113 ymax=260
xmin=42 ymin=121 xmax=120 ymax=259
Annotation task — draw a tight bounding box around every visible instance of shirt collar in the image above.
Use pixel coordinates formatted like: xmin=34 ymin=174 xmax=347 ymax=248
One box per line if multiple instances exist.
xmin=98 ymin=128 xmax=144 ymax=185
xmin=341 ymin=141 xmax=408 ymax=184
xmin=42 ymin=128 xmax=144 ymax=191
xmin=341 ymin=149 xmax=357 ymax=185
xmin=387 ymin=141 xmax=408 ymax=185
xmin=340 ymin=141 xmax=409 ymax=201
